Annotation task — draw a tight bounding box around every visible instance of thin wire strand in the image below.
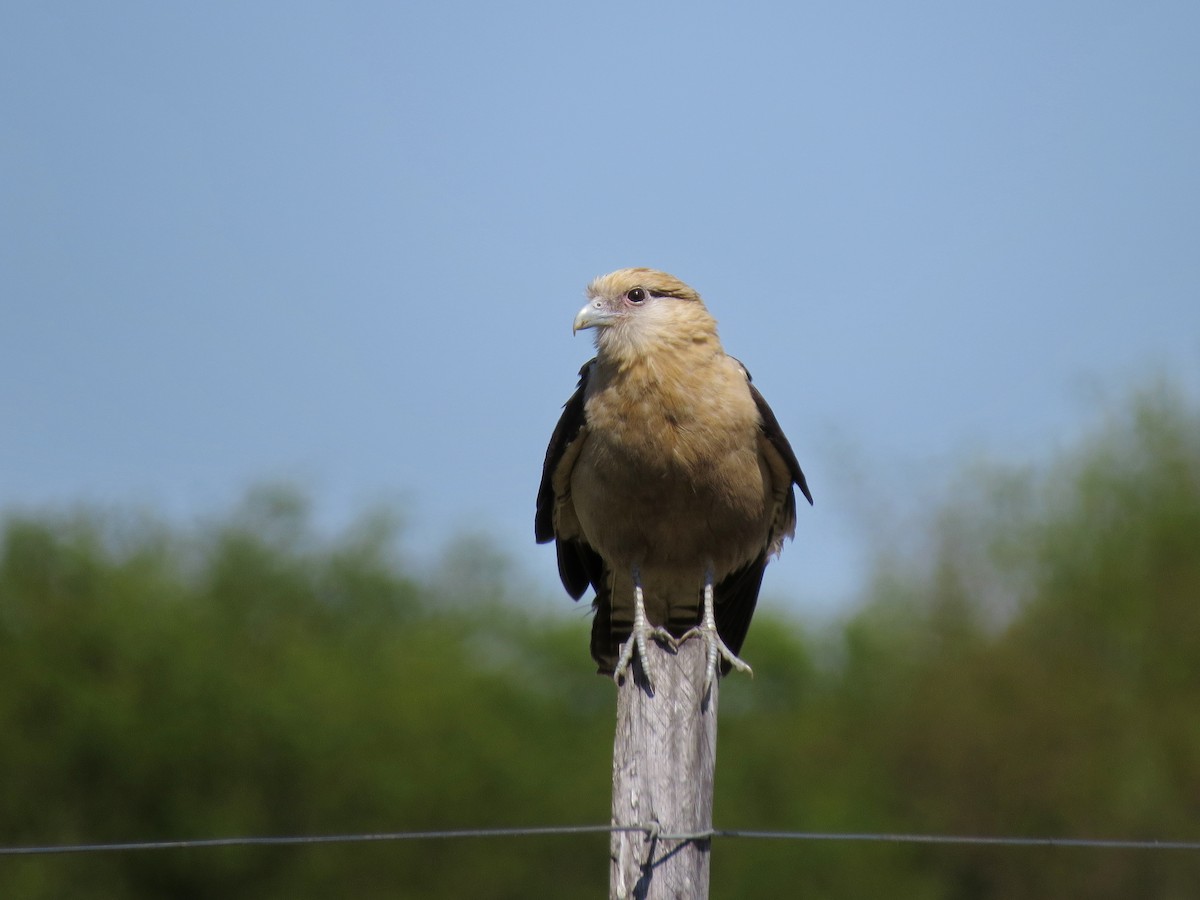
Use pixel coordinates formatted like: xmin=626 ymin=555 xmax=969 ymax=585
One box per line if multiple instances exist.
xmin=663 ymin=829 xmax=1200 ymax=851
xmin=0 ymin=826 xmax=642 ymax=857
xmin=2 ymin=825 xmax=1199 ymax=857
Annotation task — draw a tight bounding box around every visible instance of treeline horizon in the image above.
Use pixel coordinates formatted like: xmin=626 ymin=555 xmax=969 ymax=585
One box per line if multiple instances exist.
xmin=1 ymin=381 xmax=1198 ymax=898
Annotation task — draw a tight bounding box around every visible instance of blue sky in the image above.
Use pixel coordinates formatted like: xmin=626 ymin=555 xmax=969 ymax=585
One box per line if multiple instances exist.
xmin=2 ymin=3 xmax=1198 ymax=616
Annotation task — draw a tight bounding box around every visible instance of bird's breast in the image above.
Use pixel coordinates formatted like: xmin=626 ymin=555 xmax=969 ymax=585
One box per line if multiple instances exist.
xmin=570 ymin=359 xmax=772 ymax=576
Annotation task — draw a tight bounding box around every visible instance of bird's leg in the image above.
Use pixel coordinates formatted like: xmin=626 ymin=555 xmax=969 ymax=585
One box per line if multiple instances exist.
xmin=682 ymin=566 xmax=753 ymax=691
xmin=611 ymin=565 xmax=676 ymax=689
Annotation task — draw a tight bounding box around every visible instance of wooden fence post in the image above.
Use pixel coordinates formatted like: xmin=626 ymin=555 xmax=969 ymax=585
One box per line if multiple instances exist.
xmin=610 ymin=636 xmax=717 ymax=899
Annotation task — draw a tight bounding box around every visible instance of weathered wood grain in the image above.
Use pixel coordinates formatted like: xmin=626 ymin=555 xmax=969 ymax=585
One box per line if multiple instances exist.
xmin=611 ymin=637 xmax=717 ymax=900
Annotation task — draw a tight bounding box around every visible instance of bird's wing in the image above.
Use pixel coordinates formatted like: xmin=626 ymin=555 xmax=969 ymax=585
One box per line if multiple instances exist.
xmin=713 ymin=555 xmax=768 ymax=662
xmin=536 ymin=359 xmax=606 ymax=600
xmin=748 ymin=381 xmax=813 ymax=507
xmin=708 ymin=367 xmax=813 ymax=670
xmin=731 ymin=356 xmax=812 ymax=507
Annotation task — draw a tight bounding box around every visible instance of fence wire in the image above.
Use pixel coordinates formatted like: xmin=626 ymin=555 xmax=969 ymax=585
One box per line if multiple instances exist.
xmin=3 ymin=825 xmax=1199 ymax=857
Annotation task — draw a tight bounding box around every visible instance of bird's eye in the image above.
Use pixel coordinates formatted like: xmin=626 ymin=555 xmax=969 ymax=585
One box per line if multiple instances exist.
xmin=626 ymin=288 xmax=646 ymax=304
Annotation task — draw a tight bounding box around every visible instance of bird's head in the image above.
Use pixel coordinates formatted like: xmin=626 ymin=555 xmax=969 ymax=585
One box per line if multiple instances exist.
xmin=574 ymin=268 xmax=719 ymax=362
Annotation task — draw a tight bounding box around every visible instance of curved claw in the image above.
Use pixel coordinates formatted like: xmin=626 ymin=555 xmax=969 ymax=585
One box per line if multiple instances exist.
xmin=679 ymin=575 xmax=753 ymax=691
xmin=611 ymin=580 xmax=676 ymax=690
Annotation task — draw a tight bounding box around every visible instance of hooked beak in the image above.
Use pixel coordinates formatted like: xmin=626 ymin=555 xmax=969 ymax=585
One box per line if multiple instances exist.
xmin=572 ymin=298 xmax=616 ymax=334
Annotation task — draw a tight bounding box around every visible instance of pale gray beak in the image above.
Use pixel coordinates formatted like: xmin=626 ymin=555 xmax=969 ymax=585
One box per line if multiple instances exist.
xmin=573 ymin=298 xmax=616 ymax=334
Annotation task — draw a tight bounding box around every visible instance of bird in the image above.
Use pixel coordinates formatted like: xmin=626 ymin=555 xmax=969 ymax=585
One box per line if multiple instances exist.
xmin=535 ymin=268 xmax=812 ymax=690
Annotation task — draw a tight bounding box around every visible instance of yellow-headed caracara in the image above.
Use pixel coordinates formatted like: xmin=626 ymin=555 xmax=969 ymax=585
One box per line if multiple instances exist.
xmin=536 ymin=268 xmax=812 ymax=689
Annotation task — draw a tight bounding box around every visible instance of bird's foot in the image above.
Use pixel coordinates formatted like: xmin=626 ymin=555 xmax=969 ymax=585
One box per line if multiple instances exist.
xmin=680 ymin=577 xmax=753 ymax=691
xmin=612 ymin=580 xmax=675 ymax=691
xmin=686 ymin=624 xmax=753 ymax=692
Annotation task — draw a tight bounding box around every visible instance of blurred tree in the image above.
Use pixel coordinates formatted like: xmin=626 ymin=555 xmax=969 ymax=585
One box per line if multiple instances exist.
xmin=0 ymin=382 xmax=1198 ymax=898
xmin=714 ymin=382 xmax=1200 ymax=898
xmin=0 ymin=493 xmax=612 ymax=899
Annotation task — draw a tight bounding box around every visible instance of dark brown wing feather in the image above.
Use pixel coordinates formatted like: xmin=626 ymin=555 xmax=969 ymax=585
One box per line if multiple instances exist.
xmin=534 ymin=363 xmax=588 ymax=543
xmin=535 ymin=360 xmax=606 ymax=601
xmin=708 ymin=370 xmax=812 ymax=673
xmin=713 ymin=555 xmax=769 ymax=672
xmin=748 ymin=382 xmax=813 ymax=506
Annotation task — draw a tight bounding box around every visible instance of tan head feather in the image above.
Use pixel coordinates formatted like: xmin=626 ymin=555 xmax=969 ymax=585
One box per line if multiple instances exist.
xmin=587 ymin=268 xmax=703 ymax=303
xmin=578 ymin=267 xmax=720 ymax=366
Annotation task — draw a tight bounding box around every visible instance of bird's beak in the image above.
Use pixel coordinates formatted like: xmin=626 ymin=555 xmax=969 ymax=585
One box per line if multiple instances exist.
xmin=573 ymin=299 xmax=614 ymax=334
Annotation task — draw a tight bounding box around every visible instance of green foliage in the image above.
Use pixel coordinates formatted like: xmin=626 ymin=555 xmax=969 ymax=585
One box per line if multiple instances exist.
xmin=1 ymin=384 xmax=1198 ymax=897
xmin=714 ymin=383 xmax=1200 ymax=898
xmin=0 ymin=490 xmax=612 ymax=899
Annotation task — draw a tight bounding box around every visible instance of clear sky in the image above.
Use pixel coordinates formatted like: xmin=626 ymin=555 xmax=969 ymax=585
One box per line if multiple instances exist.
xmin=2 ymin=3 xmax=1198 ymax=616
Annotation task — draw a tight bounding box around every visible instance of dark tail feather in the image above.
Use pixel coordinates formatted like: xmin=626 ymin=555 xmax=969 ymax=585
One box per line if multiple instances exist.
xmin=590 ymin=557 xmax=768 ymax=677
xmin=589 ymin=582 xmax=619 ymax=675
